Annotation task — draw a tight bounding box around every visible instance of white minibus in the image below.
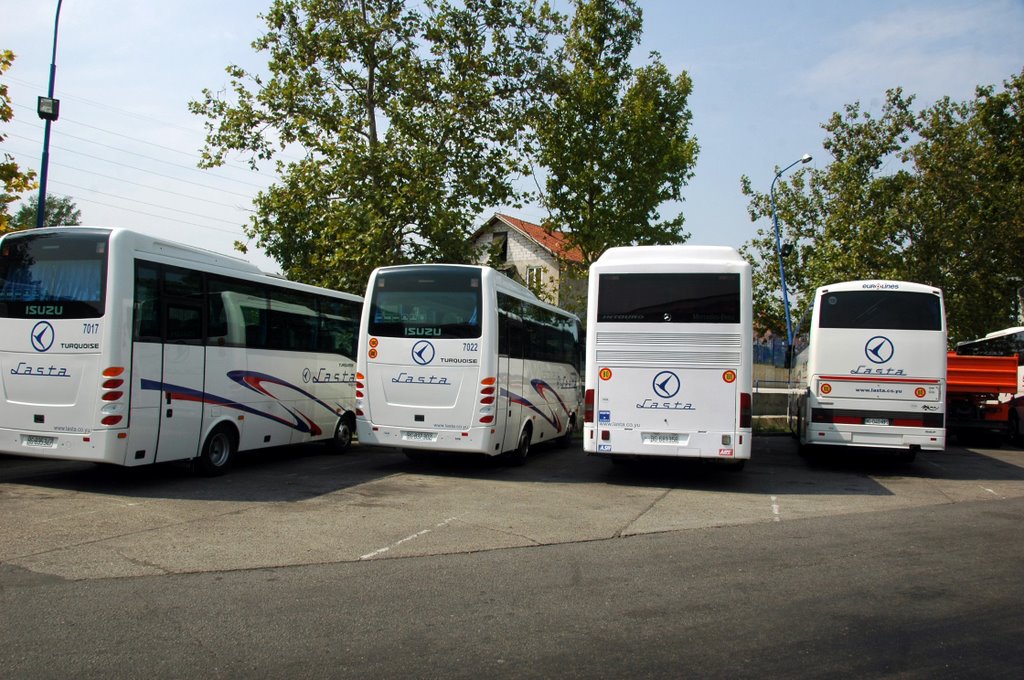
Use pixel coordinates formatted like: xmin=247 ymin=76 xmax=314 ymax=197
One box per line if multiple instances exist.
xmin=356 ymin=264 xmax=582 ymax=464
xmin=0 ymin=227 xmax=362 ymax=474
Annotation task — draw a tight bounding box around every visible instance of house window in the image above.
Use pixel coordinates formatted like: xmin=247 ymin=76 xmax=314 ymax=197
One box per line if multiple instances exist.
xmin=527 ymin=266 xmax=544 ymax=291
xmin=492 ymin=232 xmax=508 ymax=262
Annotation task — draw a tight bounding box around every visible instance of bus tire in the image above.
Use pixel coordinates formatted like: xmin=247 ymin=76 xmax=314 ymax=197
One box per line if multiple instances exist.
xmin=195 ymin=425 xmax=236 ymax=476
xmin=896 ymin=449 xmax=917 ymax=464
xmin=506 ymin=425 xmax=531 ymax=466
xmin=557 ymin=416 xmax=575 ymax=448
xmin=328 ymin=414 xmax=354 ymax=453
xmin=796 ymin=411 xmax=812 ymax=457
xmin=403 ymin=449 xmax=430 ymax=463
xmin=1009 ymin=410 xmax=1022 ymax=447
xmin=726 ymin=459 xmax=746 ymax=472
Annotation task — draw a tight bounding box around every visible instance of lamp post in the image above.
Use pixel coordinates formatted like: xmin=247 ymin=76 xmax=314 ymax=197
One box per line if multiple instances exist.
xmin=36 ymin=0 xmax=64 ymax=228
xmin=770 ymin=152 xmax=812 ymax=346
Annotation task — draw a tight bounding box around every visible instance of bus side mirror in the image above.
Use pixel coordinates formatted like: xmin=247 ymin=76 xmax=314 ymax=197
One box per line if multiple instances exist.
xmin=784 ymin=345 xmax=793 ymax=370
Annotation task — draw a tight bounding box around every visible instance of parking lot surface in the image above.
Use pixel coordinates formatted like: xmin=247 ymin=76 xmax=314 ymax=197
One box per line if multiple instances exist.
xmin=3 ymin=436 xmax=1023 ymax=581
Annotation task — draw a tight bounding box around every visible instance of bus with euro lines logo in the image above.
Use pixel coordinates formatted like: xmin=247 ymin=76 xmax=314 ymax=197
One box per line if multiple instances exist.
xmin=787 ymin=280 xmax=947 ymax=461
xmin=583 ymin=245 xmax=753 ymax=469
xmin=0 ymin=227 xmax=362 ymax=475
xmin=355 ymin=264 xmax=583 ymax=465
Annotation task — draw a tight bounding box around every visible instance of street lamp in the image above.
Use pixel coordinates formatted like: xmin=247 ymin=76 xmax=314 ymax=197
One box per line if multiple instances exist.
xmin=770 ymin=153 xmax=812 ymax=347
xmin=36 ymin=0 xmax=64 ymax=228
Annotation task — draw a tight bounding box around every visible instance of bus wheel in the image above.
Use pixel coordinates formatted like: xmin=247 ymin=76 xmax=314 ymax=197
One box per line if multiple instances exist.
xmin=404 ymin=449 xmax=430 ymax=463
xmin=195 ymin=425 xmax=236 ymax=476
xmin=896 ymin=448 xmax=918 ymax=464
xmin=328 ymin=415 xmax=354 ymax=453
xmin=557 ymin=417 xmax=575 ymax=449
xmin=726 ymin=459 xmax=746 ymax=472
xmin=1010 ymin=410 xmax=1022 ymax=447
xmin=506 ymin=426 xmax=531 ymax=466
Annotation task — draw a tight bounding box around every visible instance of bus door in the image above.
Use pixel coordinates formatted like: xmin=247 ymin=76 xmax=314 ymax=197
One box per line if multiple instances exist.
xmin=155 ymin=267 xmax=206 ymax=462
xmin=498 ymin=307 xmax=525 ymax=453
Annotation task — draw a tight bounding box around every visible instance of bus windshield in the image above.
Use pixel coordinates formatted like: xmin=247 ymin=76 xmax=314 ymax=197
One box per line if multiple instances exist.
xmin=0 ymin=230 xmax=108 ymax=318
xmin=596 ymin=273 xmax=740 ymax=323
xmin=818 ymin=291 xmax=942 ymax=331
xmin=368 ymin=267 xmax=482 ymax=339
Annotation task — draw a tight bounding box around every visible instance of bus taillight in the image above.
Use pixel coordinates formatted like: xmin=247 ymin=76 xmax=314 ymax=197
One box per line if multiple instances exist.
xmin=584 ymin=389 xmax=595 ymax=423
xmin=478 ymin=378 xmax=497 ymax=423
xmin=740 ymin=392 xmax=752 ymax=428
xmin=99 ymin=367 xmax=127 ymax=428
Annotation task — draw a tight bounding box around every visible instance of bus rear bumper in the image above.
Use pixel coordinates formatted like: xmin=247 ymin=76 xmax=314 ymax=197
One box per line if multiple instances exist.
xmin=356 ymin=421 xmax=497 ymax=455
xmin=583 ymin=426 xmax=752 ymax=460
xmin=805 ymin=425 xmax=945 ymax=451
xmin=0 ymin=427 xmax=130 ymax=464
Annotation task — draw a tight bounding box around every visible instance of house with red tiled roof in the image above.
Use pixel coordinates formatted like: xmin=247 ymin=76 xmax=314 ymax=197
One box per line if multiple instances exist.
xmin=469 ymin=213 xmax=586 ymax=313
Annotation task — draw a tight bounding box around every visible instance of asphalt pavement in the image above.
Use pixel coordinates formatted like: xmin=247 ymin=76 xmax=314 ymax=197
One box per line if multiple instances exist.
xmin=2 ymin=436 xmax=1023 ymax=678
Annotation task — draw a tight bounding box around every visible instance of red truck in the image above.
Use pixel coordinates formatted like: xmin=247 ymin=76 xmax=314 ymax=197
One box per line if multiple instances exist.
xmin=946 ymin=352 xmax=1019 ymax=446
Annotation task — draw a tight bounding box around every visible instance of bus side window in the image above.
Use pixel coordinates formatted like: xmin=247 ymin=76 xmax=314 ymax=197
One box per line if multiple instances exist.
xmin=133 ymin=262 xmax=160 ymax=341
xmin=318 ymin=297 xmax=360 ymax=358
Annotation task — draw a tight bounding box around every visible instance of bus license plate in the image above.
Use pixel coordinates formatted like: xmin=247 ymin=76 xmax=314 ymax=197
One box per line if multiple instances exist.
xmin=403 ymin=431 xmax=437 ymax=443
xmin=642 ymin=433 xmax=678 ymax=445
xmin=24 ymin=435 xmax=57 ymax=448
xmin=864 ymin=418 xmax=889 ymax=426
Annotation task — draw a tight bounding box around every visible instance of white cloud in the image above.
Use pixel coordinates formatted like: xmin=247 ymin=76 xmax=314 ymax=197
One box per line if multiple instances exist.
xmin=801 ymin=1 xmax=1024 ymax=105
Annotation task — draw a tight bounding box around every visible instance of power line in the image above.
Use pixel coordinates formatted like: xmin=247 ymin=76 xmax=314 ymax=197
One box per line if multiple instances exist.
xmin=8 ymin=118 xmax=278 ymax=189
xmin=64 ymin=193 xmax=256 ymax=238
xmin=7 ymin=75 xmax=306 ymax=166
xmin=5 ymin=137 xmax=260 ymax=201
xmin=50 ymin=179 xmax=253 ymax=228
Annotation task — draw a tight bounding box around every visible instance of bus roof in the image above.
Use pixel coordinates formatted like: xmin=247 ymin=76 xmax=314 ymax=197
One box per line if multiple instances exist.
xmin=370 ymin=263 xmax=579 ymax=321
xmin=816 ymin=280 xmax=943 ymax=296
xmin=3 ymin=225 xmax=361 ymax=302
xmin=593 ymin=245 xmax=746 ymax=267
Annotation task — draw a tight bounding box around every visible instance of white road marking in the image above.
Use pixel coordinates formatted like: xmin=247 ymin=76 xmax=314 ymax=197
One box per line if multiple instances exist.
xmin=771 ymin=495 xmax=781 ymax=522
xmin=360 ymin=514 xmax=464 ymax=560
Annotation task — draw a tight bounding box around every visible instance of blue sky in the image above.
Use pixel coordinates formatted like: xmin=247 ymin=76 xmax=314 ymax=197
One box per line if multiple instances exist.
xmin=2 ymin=0 xmax=1022 ymax=276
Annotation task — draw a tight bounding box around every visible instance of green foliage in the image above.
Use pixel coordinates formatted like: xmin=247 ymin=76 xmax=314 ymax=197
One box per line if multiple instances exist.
xmin=1 ymin=50 xmax=38 ymax=234
xmin=11 ymin=194 xmax=82 ymax=229
xmin=534 ymin=0 xmax=699 ymax=267
xmin=741 ymin=69 xmax=1024 ymax=344
xmin=190 ymin=0 xmax=560 ymax=294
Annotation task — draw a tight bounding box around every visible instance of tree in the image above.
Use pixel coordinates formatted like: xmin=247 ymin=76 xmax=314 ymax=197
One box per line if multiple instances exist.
xmin=1 ymin=50 xmax=37 ymax=234
xmin=740 ymin=89 xmax=917 ymax=337
xmin=11 ymin=193 xmax=82 ymax=228
xmin=533 ymin=0 xmax=699 ymax=268
xmin=190 ymin=0 xmax=560 ymax=294
xmin=902 ymin=71 xmax=1024 ymax=340
xmin=741 ymin=70 xmax=1024 ymax=343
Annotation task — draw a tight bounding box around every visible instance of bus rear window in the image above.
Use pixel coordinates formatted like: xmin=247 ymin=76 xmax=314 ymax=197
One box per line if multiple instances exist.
xmin=818 ymin=291 xmax=942 ymax=331
xmin=597 ymin=273 xmax=740 ymax=323
xmin=0 ymin=231 xmax=108 ymax=318
xmin=368 ymin=268 xmax=482 ymax=339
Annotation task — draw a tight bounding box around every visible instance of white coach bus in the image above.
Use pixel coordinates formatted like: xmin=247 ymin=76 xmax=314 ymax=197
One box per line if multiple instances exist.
xmin=356 ymin=264 xmax=583 ymax=464
xmin=583 ymin=246 xmax=753 ymax=469
xmin=788 ymin=280 xmax=946 ymax=460
xmin=0 ymin=227 xmax=362 ymax=474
